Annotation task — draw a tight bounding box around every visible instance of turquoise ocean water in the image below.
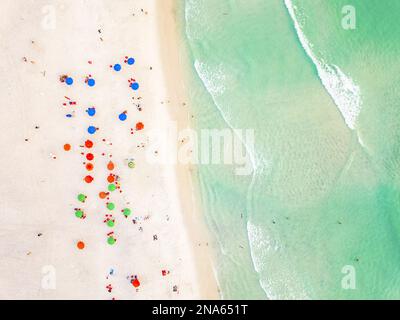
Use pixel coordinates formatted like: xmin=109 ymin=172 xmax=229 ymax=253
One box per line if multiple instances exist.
xmin=180 ymin=0 xmax=400 ymax=299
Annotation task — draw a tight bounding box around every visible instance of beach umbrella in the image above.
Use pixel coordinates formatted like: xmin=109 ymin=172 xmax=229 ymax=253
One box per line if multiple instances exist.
xmin=122 ymin=208 xmax=131 ymax=217
xmin=107 ymin=220 xmax=115 ymax=227
xmin=107 ymin=161 xmax=115 ymax=171
xmin=99 ymin=191 xmax=108 ymax=199
xmin=108 ymin=184 xmax=116 ymax=192
xmin=113 ymin=64 xmax=121 ymax=71
xmin=127 ymin=57 xmax=135 ymax=65
xmin=131 ymin=278 xmax=140 ymax=288
xmin=77 ymin=241 xmax=85 ymax=249
xmin=87 ymin=126 xmax=97 ymax=134
xmin=84 ymin=175 xmax=94 ymax=183
xmin=77 ymin=194 xmax=86 ymax=203
xmin=107 ymin=174 xmax=115 ymax=183
xmin=75 ymin=210 xmax=84 ymax=218
xmin=86 ymin=107 xmax=96 ymax=117
xmin=63 ymin=143 xmax=71 ymax=151
xmin=65 ymin=77 xmax=73 ymax=85
xmin=85 ymin=140 xmax=94 ymax=148
xmin=107 ymin=202 xmax=115 ymax=210
xmin=135 ymin=122 xmax=144 ymax=131
xmin=86 ymin=153 xmax=94 ymax=161
xmin=86 ymin=163 xmax=94 ymax=171
xmin=119 ymin=112 xmax=127 ymax=121
xmin=87 ymin=78 xmax=95 ymax=87
xmin=130 ymin=82 xmax=139 ymax=90
xmin=107 ymin=236 xmax=116 ymax=245
xmin=128 ymin=161 xmax=135 ymax=169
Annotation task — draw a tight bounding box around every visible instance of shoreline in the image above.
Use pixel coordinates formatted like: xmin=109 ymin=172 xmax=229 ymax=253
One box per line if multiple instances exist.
xmin=156 ymin=0 xmax=220 ymax=299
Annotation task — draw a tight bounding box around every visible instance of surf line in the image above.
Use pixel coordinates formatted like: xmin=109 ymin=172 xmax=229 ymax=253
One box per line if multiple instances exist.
xmin=284 ymin=0 xmax=362 ymax=131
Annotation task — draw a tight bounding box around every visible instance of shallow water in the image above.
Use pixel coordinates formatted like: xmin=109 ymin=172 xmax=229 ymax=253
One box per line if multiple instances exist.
xmin=182 ymin=0 xmax=400 ymax=299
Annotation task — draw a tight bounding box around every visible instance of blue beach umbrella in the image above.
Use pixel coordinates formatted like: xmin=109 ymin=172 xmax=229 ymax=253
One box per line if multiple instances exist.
xmin=65 ymin=77 xmax=73 ymax=85
xmin=119 ymin=113 xmax=127 ymax=121
xmin=87 ymin=126 xmax=97 ymax=134
xmin=130 ymin=82 xmax=139 ymax=90
xmin=127 ymin=57 xmax=135 ymax=65
xmin=86 ymin=107 xmax=96 ymax=117
xmin=113 ymin=64 xmax=121 ymax=71
xmin=87 ymin=78 xmax=95 ymax=87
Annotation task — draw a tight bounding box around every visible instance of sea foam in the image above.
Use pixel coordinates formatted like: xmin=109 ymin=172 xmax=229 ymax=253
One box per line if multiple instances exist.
xmin=247 ymin=221 xmax=310 ymax=299
xmin=284 ymin=0 xmax=362 ymax=130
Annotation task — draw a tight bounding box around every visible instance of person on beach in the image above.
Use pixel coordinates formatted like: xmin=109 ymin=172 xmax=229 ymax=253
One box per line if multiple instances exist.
xmin=106 ymin=268 xmax=114 ymax=279
xmin=106 ymin=284 xmax=113 ymax=293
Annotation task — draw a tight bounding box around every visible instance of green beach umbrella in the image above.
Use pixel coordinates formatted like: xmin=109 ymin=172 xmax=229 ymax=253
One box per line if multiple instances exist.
xmin=75 ymin=210 xmax=83 ymax=218
xmin=122 ymin=208 xmax=131 ymax=217
xmin=128 ymin=161 xmax=135 ymax=169
xmin=107 ymin=202 xmax=115 ymax=210
xmin=108 ymin=184 xmax=116 ymax=192
xmin=107 ymin=220 xmax=115 ymax=227
xmin=107 ymin=236 xmax=116 ymax=245
xmin=77 ymin=193 xmax=86 ymax=203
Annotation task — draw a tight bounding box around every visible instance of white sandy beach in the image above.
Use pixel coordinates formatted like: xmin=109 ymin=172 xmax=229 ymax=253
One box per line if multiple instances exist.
xmin=0 ymin=0 xmax=219 ymax=299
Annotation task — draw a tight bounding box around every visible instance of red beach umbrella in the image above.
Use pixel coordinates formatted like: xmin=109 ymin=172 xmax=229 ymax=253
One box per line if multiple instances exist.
xmin=107 ymin=161 xmax=115 ymax=171
xmin=99 ymin=191 xmax=108 ymax=199
xmin=84 ymin=175 xmax=94 ymax=183
xmin=77 ymin=241 xmax=85 ymax=250
xmin=85 ymin=140 xmax=94 ymax=148
xmin=135 ymin=122 xmax=144 ymax=131
xmin=131 ymin=278 xmax=140 ymax=288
